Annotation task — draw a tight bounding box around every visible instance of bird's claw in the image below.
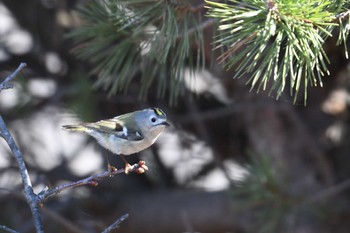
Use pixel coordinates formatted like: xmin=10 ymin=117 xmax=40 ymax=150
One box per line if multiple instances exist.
xmin=124 ymin=163 xmax=132 ymax=175
xmin=108 ymin=164 xmax=117 ymax=172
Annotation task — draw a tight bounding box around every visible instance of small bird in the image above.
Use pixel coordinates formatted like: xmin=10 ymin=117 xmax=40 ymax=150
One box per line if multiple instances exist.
xmin=62 ymin=108 xmax=169 ymax=173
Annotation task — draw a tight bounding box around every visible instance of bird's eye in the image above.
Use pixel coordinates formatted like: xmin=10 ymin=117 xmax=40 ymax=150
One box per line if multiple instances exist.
xmin=151 ymin=117 xmax=156 ymax=123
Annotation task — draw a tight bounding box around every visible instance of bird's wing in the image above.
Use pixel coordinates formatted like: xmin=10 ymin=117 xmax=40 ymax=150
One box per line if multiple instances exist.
xmin=85 ymin=118 xmax=144 ymax=141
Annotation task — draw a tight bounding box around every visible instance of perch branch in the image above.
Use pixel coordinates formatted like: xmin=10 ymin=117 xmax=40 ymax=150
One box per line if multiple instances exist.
xmin=38 ymin=161 xmax=148 ymax=203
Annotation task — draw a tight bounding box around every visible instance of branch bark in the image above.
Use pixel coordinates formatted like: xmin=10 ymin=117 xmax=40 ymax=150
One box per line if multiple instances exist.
xmin=38 ymin=161 xmax=148 ymax=203
xmin=0 ymin=63 xmax=44 ymax=233
xmin=0 ymin=225 xmax=20 ymax=233
xmin=101 ymin=213 xmax=129 ymax=233
xmin=0 ymin=62 xmax=26 ymax=91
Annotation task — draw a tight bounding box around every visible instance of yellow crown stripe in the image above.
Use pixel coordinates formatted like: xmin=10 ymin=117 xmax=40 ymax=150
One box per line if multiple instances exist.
xmin=153 ymin=108 xmax=163 ymax=116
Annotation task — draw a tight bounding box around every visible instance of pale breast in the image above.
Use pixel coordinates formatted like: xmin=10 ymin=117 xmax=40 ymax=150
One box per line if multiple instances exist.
xmin=86 ymin=127 xmax=164 ymax=155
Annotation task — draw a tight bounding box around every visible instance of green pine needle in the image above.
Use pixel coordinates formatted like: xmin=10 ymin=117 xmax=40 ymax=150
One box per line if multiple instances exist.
xmin=69 ymin=0 xmax=206 ymax=103
xmin=233 ymin=155 xmax=304 ymax=233
xmin=206 ymin=0 xmax=350 ymax=104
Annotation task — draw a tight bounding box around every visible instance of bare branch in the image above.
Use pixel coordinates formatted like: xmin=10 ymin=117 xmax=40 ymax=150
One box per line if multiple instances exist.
xmin=306 ymin=177 xmax=350 ymax=204
xmin=0 ymin=63 xmax=44 ymax=233
xmin=187 ymin=18 xmax=214 ymax=37
xmin=42 ymin=207 xmax=85 ymax=233
xmin=0 ymin=118 xmax=44 ymax=233
xmin=0 ymin=225 xmax=19 ymax=233
xmin=38 ymin=161 xmax=148 ymax=203
xmin=101 ymin=213 xmax=129 ymax=233
xmin=0 ymin=63 xmax=26 ymax=91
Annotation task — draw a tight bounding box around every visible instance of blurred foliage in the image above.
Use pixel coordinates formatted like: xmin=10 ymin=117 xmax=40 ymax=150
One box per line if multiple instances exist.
xmin=233 ymin=155 xmax=305 ymax=233
xmin=69 ymin=0 xmax=206 ymax=104
xmin=205 ymin=0 xmax=350 ymax=104
xmin=67 ymin=70 xmax=97 ymax=121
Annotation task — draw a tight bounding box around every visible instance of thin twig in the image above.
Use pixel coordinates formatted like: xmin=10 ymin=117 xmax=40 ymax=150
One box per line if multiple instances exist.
xmin=38 ymin=161 xmax=148 ymax=203
xmin=0 ymin=63 xmax=44 ymax=233
xmin=101 ymin=213 xmax=129 ymax=233
xmin=0 ymin=116 xmax=44 ymax=233
xmin=170 ymin=1 xmax=204 ymax=13
xmin=217 ymin=31 xmax=257 ymax=64
xmin=336 ymin=9 xmax=350 ymax=20
xmin=0 ymin=63 xmax=27 ymax=91
xmin=188 ymin=3 xmax=205 ymax=13
xmin=42 ymin=207 xmax=85 ymax=233
xmin=176 ymin=19 xmax=214 ymax=41
xmin=266 ymin=0 xmax=278 ymax=11
xmin=187 ymin=18 xmax=214 ymax=37
xmin=306 ymin=177 xmax=350 ymax=204
xmin=0 ymin=225 xmax=20 ymax=233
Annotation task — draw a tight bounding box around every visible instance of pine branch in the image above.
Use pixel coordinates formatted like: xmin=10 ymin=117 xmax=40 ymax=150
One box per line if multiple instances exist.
xmin=336 ymin=9 xmax=350 ymax=58
xmin=205 ymin=0 xmax=350 ymax=104
xmin=69 ymin=0 xmax=207 ymax=103
xmin=233 ymin=155 xmax=295 ymax=233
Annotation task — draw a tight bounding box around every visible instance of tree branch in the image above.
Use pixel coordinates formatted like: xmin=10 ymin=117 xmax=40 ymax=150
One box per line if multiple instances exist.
xmin=101 ymin=213 xmax=129 ymax=233
xmin=38 ymin=161 xmax=148 ymax=203
xmin=0 ymin=225 xmax=20 ymax=233
xmin=0 ymin=118 xmax=44 ymax=233
xmin=0 ymin=62 xmax=26 ymax=91
xmin=0 ymin=63 xmax=44 ymax=233
xmin=336 ymin=9 xmax=350 ymax=20
xmin=306 ymin=177 xmax=350 ymax=204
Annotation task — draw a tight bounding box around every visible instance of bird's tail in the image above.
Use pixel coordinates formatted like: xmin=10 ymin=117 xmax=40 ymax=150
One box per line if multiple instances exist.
xmin=62 ymin=124 xmax=87 ymax=132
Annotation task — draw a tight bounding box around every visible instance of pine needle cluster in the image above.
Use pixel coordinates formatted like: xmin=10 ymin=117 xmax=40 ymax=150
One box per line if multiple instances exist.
xmin=234 ymin=156 xmax=303 ymax=233
xmin=69 ymin=0 xmax=206 ymax=102
xmin=69 ymin=0 xmax=350 ymax=104
xmin=206 ymin=0 xmax=350 ymax=104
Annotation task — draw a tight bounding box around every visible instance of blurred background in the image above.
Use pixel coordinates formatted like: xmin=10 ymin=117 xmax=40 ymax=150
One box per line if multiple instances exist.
xmin=0 ymin=0 xmax=350 ymax=233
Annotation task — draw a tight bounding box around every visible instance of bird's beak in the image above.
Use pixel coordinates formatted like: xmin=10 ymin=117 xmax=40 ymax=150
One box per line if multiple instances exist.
xmin=160 ymin=121 xmax=170 ymax=127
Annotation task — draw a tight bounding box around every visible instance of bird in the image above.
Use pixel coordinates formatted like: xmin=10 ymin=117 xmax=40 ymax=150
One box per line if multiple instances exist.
xmin=62 ymin=108 xmax=169 ymax=173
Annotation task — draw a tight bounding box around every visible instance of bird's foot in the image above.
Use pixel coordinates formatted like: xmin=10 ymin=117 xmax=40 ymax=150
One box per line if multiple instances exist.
xmin=124 ymin=163 xmax=132 ymax=175
xmin=108 ymin=164 xmax=117 ymax=177
xmin=108 ymin=164 xmax=117 ymax=172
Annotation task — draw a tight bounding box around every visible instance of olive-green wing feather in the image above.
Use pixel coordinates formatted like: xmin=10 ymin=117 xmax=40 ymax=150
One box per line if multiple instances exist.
xmin=63 ymin=117 xmax=143 ymax=141
xmin=89 ymin=119 xmax=124 ymax=133
xmin=90 ymin=118 xmax=144 ymax=141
